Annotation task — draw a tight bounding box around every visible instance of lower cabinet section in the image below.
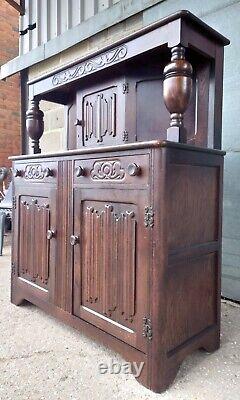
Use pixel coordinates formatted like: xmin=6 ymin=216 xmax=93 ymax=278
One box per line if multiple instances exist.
xmin=11 ymin=142 xmax=224 ymax=393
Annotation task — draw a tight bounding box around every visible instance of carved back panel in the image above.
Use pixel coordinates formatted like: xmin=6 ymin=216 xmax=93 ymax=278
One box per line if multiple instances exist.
xmin=73 ymin=188 xmax=150 ymax=352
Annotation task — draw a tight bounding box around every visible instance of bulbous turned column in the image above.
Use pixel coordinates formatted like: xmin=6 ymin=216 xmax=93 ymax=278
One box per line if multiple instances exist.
xmin=26 ymin=99 xmax=44 ymax=154
xmin=163 ymin=46 xmax=193 ymax=143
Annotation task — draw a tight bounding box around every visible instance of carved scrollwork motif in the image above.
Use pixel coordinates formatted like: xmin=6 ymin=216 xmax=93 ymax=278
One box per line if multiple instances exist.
xmin=24 ymin=164 xmax=45 ymax=180
xmin=90 ymin=161 xmax=125 ymax=181
xmin=52 ymin=45 xmax=128 ymax=86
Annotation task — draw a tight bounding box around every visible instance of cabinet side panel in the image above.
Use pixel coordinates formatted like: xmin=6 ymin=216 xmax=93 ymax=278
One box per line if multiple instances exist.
xmin=166 ymin=253 xmax=217 ymax=353
xmin=165 ymin=150 xmax=223 ymax=358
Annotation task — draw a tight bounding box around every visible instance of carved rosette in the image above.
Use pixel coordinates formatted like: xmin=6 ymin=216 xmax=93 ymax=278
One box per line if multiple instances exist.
xmin=25 ymin=164 xmax=45 ymax=180
xmin=52 ymin=45 xmax=128 ymax=86
xmin=26 ymin=99 xmax=44 ymax=154
xmin=90 ymin=161 xmax=125 ymax=181
xmin=163 ymin=46 xmax=193 ymax=143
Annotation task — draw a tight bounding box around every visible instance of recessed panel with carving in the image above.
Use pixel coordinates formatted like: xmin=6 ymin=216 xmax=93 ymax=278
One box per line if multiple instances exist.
xmin=18 ymin=196 xmax=50 ymax=289
xmin=77 ymin=82 xmax=126 ymax=148
xmin=73 ymin=189 xmax=150 ymax=352
xmin=14 ymin=185 xmax=57 ymax=298
xmin=82 ymin=202 xmax=137 ymax=324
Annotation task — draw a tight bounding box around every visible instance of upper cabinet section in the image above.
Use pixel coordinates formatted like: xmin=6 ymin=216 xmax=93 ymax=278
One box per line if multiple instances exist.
xmin=26 ymin=11 xmax=229 ymax=153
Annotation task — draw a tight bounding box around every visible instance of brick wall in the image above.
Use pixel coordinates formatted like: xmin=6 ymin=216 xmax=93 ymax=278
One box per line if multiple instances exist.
xmin=0 ymin=3 xmax=20 ymax=168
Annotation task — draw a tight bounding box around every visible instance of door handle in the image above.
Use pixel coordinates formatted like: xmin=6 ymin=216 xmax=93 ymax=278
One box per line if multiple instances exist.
xmin=70 ymin=235 xmax=79 ymax=246
xmin=44 ymin=167 xmax=54 ymax=177
xmin=47 ymin=229 xmax=56 ymax=240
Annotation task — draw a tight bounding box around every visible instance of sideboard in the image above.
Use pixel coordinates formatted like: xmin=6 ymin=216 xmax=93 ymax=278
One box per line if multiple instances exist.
xmin=10 ymin=11 xmax=229 ymax=393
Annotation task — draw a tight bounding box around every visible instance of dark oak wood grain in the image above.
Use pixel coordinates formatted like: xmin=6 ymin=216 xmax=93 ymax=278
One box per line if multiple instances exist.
xmin=11 ymin=10 xmax=228 ymax=394
xmin=11 ymin=141 xmax=224 ymax=393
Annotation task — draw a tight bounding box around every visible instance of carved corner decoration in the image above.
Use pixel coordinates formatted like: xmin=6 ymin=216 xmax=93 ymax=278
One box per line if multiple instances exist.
xmin=12 ymin=196 xmax=17 ymax=210
xmin=122 ymin=130 xmax=129 ymax=142
xmin=144 ymin=206 xmax=154 ymax=228
xmin=11 ymin=262 xmax=16 ymax=275
xmin=52 ymin=45 xmax=128 ymax=86
xmin=19 ymin=198 xmax=50 ymax=286
xmin=90 ymin=160 xmax=125 ymax=181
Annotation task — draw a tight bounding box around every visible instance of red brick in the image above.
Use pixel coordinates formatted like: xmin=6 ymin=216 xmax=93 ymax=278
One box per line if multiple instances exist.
xmin=0 ymin=3 xmax=20 ymax=169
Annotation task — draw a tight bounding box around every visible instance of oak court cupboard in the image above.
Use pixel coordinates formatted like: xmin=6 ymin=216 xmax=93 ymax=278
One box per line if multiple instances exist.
xmin=10 ymin=11 xmax=229 ymax=393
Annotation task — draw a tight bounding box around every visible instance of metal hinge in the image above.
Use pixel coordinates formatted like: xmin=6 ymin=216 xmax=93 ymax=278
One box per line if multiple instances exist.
xmin=12 ymin=196 xmax=17 ymax=210
xmin=144 ymin=206 xmax=154 ymax=228
xmin=20 ymin=23 xmax=36 ymax=36
xmin=122 ymin=83 xmax=129 ymax=94
xmin=143 ymin=317 xmax=153 ymax=340
xmin=122 ymin=130 xmax=129 ymax=142
xmin=11 ymin=262 xmax=16 ymax=275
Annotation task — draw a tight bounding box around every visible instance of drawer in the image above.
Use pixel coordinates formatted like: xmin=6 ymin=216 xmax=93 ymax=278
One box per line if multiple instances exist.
xmin=73 ymin=154 xmax=150 ymax=186
xmin=13 ymin=161 xmax=57 ymax=184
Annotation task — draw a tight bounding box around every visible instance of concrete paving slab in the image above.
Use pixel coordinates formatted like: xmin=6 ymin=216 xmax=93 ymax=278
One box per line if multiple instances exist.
xmin=0 ymin=245 xmax=240 ymax=400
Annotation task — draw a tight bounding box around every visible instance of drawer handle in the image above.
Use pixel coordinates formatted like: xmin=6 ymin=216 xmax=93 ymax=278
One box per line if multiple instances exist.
xmin=127 ymin=163 xmax=141 ymax=176
xmin=44 ymin=167 xmax=54 ymax=177
xmin=75 ymin=166 xmax=85 ymax=177
xmin=74 ymin=119 xmax=83 ymax=126
xmin=47 ymin=229 xmax=56 ymax=240
xmin=13 ymin=169 xmax=22 ymax=177
xmin=70 ymin=235 xmax=79 ymax=246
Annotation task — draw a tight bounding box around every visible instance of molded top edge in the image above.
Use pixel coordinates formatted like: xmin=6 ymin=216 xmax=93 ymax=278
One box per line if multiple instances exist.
xmin=9 ymin=140 xmax=225 ymax=161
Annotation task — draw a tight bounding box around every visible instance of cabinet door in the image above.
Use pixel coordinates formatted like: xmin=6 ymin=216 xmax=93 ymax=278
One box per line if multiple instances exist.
xmin=14 ymin=185 xmax=57 ymax=298
xmin=73 ymin=188 xmax=150 ymax=352
xmin=76 ymin=79 xmax=126 ymax=148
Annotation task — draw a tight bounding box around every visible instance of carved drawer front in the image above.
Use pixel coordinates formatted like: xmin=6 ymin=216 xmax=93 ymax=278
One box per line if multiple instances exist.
xmin=73 ymin=154 xmax=150 ymax=186
xmin=13 ymin=161 xmax=57 ymax=184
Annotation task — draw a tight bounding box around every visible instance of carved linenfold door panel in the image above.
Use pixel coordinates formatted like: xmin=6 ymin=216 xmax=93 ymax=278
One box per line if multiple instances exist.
xmin=19 ymin=197 xmax=50 ymax=287
xmin=14 ymin=186 xmax=57 ymax=294
xmin=83 ymin=203 xmax=136 ymax=322
xmin=76 ymin=80 xmax=126 ymax=148
xmin=84 ymin=91 xmax=116 ymax=143
xmin=73 ymin=189 xmax=150 ymax=352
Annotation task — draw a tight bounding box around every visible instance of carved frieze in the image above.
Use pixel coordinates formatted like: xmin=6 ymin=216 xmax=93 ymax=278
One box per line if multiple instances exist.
xmin=90 ymin=160 xmax=125 ymax=181
xmin=52 ymin=45 xmax=128 ymax=86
